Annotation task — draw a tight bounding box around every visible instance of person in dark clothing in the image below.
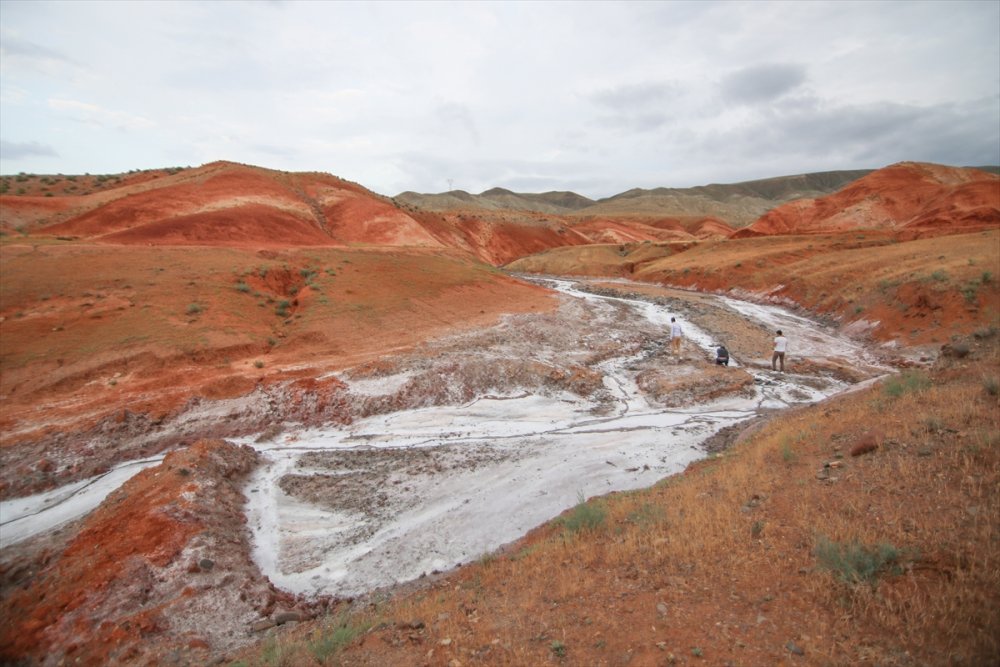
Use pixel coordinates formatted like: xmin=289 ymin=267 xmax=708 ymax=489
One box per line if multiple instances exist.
xmin=715 ymin=344 xmax=729 ymax=366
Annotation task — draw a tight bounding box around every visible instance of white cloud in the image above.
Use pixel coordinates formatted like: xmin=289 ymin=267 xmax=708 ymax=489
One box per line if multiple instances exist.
xmin=0 ymin=139 xmax=58 ymax=160
xmin=0 ymin=0 xmax=996 ymax=195
xmin=47 ymin=98 xmax=155 ymax=131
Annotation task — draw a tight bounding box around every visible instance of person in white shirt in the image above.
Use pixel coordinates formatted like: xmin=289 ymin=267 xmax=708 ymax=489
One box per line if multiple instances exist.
xmin=669 ymin=317 xmax=683 ymax=356
xmin=772 ymin=329 xmax=788 ymax=372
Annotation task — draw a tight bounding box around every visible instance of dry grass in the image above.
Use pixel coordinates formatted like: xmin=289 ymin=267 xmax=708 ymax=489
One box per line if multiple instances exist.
xmin=235 ymin=333 xmax=999 ymax=666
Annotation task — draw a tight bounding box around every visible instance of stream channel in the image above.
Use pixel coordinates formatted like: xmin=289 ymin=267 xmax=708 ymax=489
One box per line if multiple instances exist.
xmin=0 ymin=278 xmax=889 ymax=599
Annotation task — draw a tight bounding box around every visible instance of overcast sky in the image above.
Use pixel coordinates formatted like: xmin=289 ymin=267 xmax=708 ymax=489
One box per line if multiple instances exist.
xmin=1 ymin=0 xmax=998 ymax=198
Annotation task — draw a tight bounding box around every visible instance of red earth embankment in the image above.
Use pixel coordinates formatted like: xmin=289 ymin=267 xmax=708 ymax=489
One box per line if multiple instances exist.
xmin=0 ymin=440 xmax=308 ymax=666
xmin=733 ymin=162 xmax=999 ymax=239
xmin=508 ymin=229 xmax=1000 ymax=347
xmin=27 ymin=161 xmax=445 ymax=249
xmin=0 ymin=243 xmax=555 ymax=498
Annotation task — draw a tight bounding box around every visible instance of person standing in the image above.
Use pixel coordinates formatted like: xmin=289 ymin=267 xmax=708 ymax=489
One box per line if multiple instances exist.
xmin=772 ymin=329 xmax=788 ymax=372
xmin=670 ymin=317 xmax=683 ymax=356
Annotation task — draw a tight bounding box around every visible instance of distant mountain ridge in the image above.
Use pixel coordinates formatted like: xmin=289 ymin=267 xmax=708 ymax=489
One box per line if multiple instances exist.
xmin=396 ymin=169 xmax=883 ymax=226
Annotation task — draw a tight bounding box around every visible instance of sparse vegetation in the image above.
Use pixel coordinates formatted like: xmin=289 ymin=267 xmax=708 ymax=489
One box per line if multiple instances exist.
xmin=929 ymin=269 xmax=949 ymax=282
xmin=560 ymin=492 xmax=607 ymax=534
xmin=813 ymin=535 xmax=911 ymax=586
xmin=883 ymin=370 xmax=931 ymax=397
xmin=307 ymin=611 xmax=372 ymax=663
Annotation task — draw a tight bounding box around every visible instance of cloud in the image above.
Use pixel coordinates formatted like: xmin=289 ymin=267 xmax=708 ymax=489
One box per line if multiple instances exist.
xmin=590 ymin=82 xmax=677 ymax=110
xmin=48 ymin=98 xmax=155 ymax=131
xmin=433 ymin=103 xmax=481 ymax=146
xmin=721 ymin=63 xmax=807 ymax=105
xmin=0 ymin=36 xmax=73 ymax=63
xmin=587 ymin=82 xmax=681 ymax=133
xmin=701 ymin=95 xmax=1000 ymax=175
xmin=0 ymin=139 xmax=58 ymax=160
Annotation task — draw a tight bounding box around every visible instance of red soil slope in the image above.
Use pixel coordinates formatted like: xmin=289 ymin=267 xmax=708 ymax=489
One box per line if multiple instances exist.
xmin=23 ymin=162 xmax=444 ymax=250
xmin=733 ymin=162 xmax=1000 ymax=239
xmin=569 ymin=215 xmax=733 ymax=244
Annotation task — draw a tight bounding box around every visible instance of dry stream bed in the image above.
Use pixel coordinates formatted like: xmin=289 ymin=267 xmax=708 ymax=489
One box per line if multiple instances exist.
xmin=1 ymin=277 xmax=891 ymax=601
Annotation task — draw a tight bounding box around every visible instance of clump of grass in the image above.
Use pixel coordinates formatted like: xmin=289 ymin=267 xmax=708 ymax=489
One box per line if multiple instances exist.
xmin=626 ymin=502 xmax=665 ymax=527
xmin=561 ymin=492 xmax=606 ymax=534
xmin=235 ymin=281 xmax=251 ymax=293
xmin=308 ymin=612 xmax=372 ymax=663
xmin=780 ymin=436 xmax=796 ymax=463
xmin=983 ymin=377 xmax=999 ymax=397
xmin=814 ymin=535 xmax=912 ymax=586
xmin=961 ymin=281 xmax=982 ymax=303
xmin=883 ymin=370 xmax=931 ymax=398
xmin=550 ymin=640 xmax=567 ymax=658
xmin=186 ymin=303 xmax=203 ymax=315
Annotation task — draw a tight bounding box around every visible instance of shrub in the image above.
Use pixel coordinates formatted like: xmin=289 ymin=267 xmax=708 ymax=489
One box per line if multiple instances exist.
xmin=308 ymin=612 xmax=372 ymax=663
xmin=984 ymin=377 xmax=999 ymax=397
xmin=780 ymin=436 xmax=796 ymax=463
xmin=883 ymin=370 xmax=931 ymax=398
xmin=186 ymin=303 xmax=202 ymax=315
xmin=235 ymin=281 xmax=250 ymax=293
xmin=550 ymin=640 xmax=567 ymax=658
xmin=254 ymin=360 xmax=264 ymax=369
xmin=561 ymin=493 xmax=606 ymax=534
xmin=814 ymin=535 xmax=911 ymax=586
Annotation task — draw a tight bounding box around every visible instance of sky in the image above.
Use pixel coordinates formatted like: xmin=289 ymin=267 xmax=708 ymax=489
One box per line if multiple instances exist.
xmin=1 ymin=0 xmax=998 ymax=198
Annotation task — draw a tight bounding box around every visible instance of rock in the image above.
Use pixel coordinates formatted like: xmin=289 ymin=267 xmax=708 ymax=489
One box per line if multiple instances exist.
xmin=785 ymin=640 xmax=805 ymax=655
xmin=440 ymin=637 xmax=452 ymax=646
xmin=656 ymin=602 xmax=668 ymax=616
xmin=250 ymin=619 xmax=275 ymax=633
xmin=274 ymin=611 xmax=308 ymax=625
xmin=850 ymin=432 xmax=880 ymax=457
xmin=199 ymin=558 xmax=215 ymax=571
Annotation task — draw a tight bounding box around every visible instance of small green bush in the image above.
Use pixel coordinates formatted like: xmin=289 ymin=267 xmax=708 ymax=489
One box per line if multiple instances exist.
xmin=929 ymin=269 xmax=949 ymax=282
xmin=308 ymin=612 xmax=372 ymax=662
xmin=235 ymin=281 xmax=250 ymax=293
xmin=814 ymin=535 xmax=911 ymax=586
xmin=550 ymin=640 xmax=567 ymax=658
xmin=883 ymin=370 xmax=931 ymax=398
xmin=186 ymin=303 xmax=202 ymax=315
xmin=561 ymin=493 xmax=606 ymax=534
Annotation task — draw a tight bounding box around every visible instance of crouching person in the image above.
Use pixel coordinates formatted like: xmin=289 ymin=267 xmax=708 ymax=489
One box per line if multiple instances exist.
xmin=715 ymin=344 xmax=729 ymax=366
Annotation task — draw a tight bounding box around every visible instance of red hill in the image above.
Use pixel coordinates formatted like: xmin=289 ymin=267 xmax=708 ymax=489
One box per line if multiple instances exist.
xmin=29 ymin=162 xmax=443 ymax=249
xmin=733 ymin=162 xmax=1000 ymax=239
